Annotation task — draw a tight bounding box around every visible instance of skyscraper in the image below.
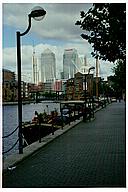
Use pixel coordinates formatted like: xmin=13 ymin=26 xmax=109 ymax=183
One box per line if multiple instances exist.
xmin=32 ymin=46 xmax=38 ymax=84
xmin=63 ymin=48 xmax=78 ymax=79
xmin=41 ymin=48 xmax=56 ymax=83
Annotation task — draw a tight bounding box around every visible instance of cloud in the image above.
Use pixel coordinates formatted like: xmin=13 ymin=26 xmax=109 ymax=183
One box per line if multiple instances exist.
xmin=99 ymin=61 xmax=114 ymax=79
xmin=3 ymin=42 xmax=114 ymax=82
xmin=3 ymin=47 xmax=17 ymax=71
xmin=3 ymin=3 xmax=90 ymax=43
xmin=2 ymin=3 xmax=114 ymax=82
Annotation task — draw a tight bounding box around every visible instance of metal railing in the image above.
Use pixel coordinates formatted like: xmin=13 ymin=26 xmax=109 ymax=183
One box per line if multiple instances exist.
xmin=2 ymin=125 xmax=19 ymax=154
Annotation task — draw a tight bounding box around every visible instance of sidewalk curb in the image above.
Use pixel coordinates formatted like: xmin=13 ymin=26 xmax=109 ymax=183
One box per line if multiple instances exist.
xmin=3 ymin=119 xmax=82 ymax=172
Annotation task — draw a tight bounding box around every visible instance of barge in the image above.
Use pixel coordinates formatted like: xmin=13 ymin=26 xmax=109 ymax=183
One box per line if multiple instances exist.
xmin=22 ymin=98 xmax=106 ymax=147
xmin=22 ymin=100 xmax=87 ymax=146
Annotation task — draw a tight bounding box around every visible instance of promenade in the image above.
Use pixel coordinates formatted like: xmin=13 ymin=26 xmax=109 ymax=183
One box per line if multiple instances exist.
xmin=3 ymin=101 xmax=126 ymax=188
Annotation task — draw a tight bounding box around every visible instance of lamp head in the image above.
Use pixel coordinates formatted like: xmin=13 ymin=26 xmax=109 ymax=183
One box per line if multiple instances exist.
xmin=88 ymin=66 xmax=95 ymax=74
xmin=29 ymin=6 xmax=46 ymax=21
xmin=89 ymin=67 xmax=95 ymax=71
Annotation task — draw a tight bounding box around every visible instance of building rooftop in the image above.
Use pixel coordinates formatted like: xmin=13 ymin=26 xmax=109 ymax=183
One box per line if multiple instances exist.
xmin=42 ymin=48 xmax=54 ymax=54
xmin=2 ymin=68 xmax=14 ymax=73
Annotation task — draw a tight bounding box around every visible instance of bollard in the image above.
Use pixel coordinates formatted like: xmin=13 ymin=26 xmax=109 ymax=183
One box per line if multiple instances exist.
xmin=74 ymin=106 xmax=76 ymax=122
xmin=51 ymin=111 xmax=54 ymax=135
xmin=61 ymin=109 xmax=64 ymax=129
xmin=39 ymin=123 xmax=41 ymax=143
xmin=92 ymin=97 xmax=94 ymax=118
xmin=69 ymin=108 xmax=71 ymax=125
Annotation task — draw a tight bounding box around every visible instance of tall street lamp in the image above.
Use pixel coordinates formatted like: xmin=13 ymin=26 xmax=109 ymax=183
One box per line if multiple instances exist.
xmin=83 ymin=66 xmax=95 ymax=122
xmin=16 ymin=6 xmax=46 ymax=154
xmin=88 ymin=66 xmax=95 ymax=97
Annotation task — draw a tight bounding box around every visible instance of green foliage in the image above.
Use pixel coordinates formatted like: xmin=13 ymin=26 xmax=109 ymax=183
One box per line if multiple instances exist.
xmin=113 ymin=60 xmax=126 ymax=90
xmin=107 ymin=59 xmax=126 ymax=97
xmin=76 ymin=3 xmax=126 ymax=63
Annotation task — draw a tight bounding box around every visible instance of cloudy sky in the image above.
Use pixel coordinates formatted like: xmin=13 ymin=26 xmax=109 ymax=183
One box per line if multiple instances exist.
xmin=2 ymin=2 xmax=114 ymax=82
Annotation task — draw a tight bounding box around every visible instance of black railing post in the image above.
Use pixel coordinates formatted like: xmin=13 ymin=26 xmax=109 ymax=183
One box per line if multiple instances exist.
xmin=39 ymin=123 xmax=41 ymax=143
xmin=51 ymin=111 xmax=54 ymax=135
xmin=60 ymin=103 xmax=64 ymax=129
xmin=92 ymin=97 xmax=94 ymax=118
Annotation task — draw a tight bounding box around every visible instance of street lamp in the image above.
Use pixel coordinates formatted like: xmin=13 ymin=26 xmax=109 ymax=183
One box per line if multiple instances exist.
xmin=83 ymin=66 xmax=95 ymax=122
xmin=88 ymin=66 xmax=95 ymax=75
xmin=16 ymin=6 xmax=46 ymax=154
xmin=88 ymin=66 xmax=95 ymax=95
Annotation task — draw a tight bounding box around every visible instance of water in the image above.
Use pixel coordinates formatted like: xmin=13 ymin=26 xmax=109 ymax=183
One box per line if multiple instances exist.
xmin=2 ymin=101 xmax=60 ymax=158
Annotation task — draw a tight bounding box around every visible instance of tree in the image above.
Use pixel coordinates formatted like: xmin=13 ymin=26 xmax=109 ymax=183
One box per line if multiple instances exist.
xmin=113 ymin=59 xmax=125 ymax=92
xmin=75 ymin=3 xmax=126 ymax=63
xmin=107 ymin=59 xmax=126 ymax=98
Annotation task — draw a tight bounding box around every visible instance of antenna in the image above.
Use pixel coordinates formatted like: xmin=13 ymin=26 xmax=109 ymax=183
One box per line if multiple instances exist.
xmin=84 ymin=55 xmax=87 ymax=66
xmin=32 ymin=41 xmax=38 ymax=84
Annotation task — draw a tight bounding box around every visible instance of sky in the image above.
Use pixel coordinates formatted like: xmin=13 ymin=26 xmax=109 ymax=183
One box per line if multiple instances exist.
xmin=2 ymin=2 xmax=115 ymax=82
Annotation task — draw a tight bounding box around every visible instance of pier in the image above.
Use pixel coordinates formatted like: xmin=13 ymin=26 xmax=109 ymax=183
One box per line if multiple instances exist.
xmin=2 ymin=101 xmax=125 ymax=187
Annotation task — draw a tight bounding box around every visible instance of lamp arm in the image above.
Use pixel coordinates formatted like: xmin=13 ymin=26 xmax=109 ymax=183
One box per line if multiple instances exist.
xmin=20 ymin=15 xmax=32 ymax=36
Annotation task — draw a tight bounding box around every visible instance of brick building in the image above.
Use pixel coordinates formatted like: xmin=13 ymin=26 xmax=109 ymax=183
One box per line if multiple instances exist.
xmin=2 ymin=69 xmax=18 ymax=102
xmin=74 ymin=72 xmax=83 ymax=100
xmin=65 ymin=72 xmax=94 ymax=100
xmin=66 ymin=78 xmax=75 ymax=100
xmin=2 ymin=69 xmax=29 ymax=102
xmin=3 ymin=69 xmax=15 ymax=82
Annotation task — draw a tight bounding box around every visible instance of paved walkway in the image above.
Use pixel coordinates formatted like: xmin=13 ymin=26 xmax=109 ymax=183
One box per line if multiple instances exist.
xmin=3 ymin=102 xmax=126 ymax=187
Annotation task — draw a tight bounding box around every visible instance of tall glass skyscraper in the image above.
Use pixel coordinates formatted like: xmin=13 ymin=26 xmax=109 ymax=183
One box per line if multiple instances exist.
xmin=41 ymin=48 xmax=56 ymax=83
xmin=63 ymin=48 xmax=78 ymax=79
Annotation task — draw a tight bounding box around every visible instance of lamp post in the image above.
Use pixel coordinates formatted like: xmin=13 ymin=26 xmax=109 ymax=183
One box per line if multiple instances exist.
xmin=83 ymin=66 xmax=95 ymax=122
xmin=16 ymin=6 xmax=46 ymax=154
xmin=88 ymin=66 xmax=95 ymax=96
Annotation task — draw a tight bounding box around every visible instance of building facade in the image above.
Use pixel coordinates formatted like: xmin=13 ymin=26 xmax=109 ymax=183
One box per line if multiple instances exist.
xmin=2 ymin=81 xmax=18 ymax=102
xmin=3 ymin=69 xmax=15 ymax=82
xmin=66 ymin=78 xmax=75 ymax=100
xmin=63 ymin=48 xmax=78 ymax=79
xmin=2 ymin=69 xmax=18 ymax=102
xmin=41 ymin=48 xmax=56 ymax=83
xmin=2 ymin=69 xmax=30 ymax=102
xmin=74 ymin=72 xmax=84 ymax=100
xmin=65 ymin=72 xmax=94 ymax=100
xmin=53 ymin=80 xmax=62 ymax=92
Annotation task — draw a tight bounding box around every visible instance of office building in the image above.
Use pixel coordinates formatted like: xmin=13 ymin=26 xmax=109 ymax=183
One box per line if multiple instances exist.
xmin=41 ymin=48 xmax=56 ymax=83
xmin=63 ymin=48 xmax=78 ymax=79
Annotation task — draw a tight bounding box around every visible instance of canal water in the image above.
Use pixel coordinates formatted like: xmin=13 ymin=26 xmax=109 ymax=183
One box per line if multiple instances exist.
xmin=2 ymin=101 xmax=60 ymax=158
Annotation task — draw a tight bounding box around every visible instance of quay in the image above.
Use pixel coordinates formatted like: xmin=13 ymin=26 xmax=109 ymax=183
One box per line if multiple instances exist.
xmin=3 ymin=101 xmax=33 ymax=105
xmin=3 ymin=101 xmax=126 ymax=187
xmin=2 ymin=100 xmax=60 ymax=106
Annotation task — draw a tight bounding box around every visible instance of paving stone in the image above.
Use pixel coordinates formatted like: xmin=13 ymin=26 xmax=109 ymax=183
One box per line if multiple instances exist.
xmin=3 ymin=102 xmax=126 ymax=187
